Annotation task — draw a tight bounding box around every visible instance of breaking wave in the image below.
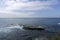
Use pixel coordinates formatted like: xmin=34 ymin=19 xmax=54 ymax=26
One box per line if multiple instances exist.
xmin=6 ymin=24 xmax=24 ymax=30
xmin=0 ymin=24 xmax=24 ymax=33
xmin=58 ymin=22 xmax=60 ymax=25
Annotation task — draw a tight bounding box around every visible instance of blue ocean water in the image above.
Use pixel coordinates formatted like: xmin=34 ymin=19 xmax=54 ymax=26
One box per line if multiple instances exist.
xmin=0 ymin=18 xmax=60 ymax=40
xmin=0 ymin=18 xmax=60 ymax=25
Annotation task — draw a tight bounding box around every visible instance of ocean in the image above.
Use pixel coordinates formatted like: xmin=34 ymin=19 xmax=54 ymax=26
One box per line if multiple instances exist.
xmin=0 ymin=18 xmax=60 ymax=40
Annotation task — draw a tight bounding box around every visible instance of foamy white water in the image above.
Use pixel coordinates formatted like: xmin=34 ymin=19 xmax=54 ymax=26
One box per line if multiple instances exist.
xmin=0 ymin=24 xmax=24 ymax=33
xmin=0 ymin=28 xmax=13 ymax=33
xmin=58 ymin=23 xmax=60 ymax=25
xmin=6 ymin=24 xmax=24 ymax=30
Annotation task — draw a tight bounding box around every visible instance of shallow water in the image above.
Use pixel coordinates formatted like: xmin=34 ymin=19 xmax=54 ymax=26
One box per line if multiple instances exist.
xmin=0 ymin=28 xmax=56 ymax=40
xmin=0 ymin=18 xmax=60 ymax=40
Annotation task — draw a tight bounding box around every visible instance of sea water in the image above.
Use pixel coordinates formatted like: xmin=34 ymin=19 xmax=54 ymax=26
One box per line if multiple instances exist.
xmin=0 ymin=18 xmax=60 ymax=40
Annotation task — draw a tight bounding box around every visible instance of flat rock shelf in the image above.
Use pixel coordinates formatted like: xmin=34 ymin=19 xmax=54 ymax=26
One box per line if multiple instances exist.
xmin=23 ymin=25 xmax=45 ymax=30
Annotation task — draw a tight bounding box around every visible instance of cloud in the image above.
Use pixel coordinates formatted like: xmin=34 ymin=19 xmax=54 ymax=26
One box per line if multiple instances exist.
xmin=3 ymin=0 xmax=59 ymax=10
xmin=0 ymin=0 xmax=59 ymax=18
xmin=0 ymin=10 xmax=35 ymax=18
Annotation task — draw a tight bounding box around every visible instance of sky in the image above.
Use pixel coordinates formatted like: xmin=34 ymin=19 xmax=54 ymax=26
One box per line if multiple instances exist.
xmin=0 ymin=0 xmax=60 ymax=18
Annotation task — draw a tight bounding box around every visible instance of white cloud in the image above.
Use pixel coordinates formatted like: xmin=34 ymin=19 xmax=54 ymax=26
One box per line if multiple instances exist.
xmin=0 ymin=11 xmax=35 ymax=18
xmin=0 ymin=0 xmax=59 ymax=18
xmin=3 ymin=0 xmax=58 ymax=10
